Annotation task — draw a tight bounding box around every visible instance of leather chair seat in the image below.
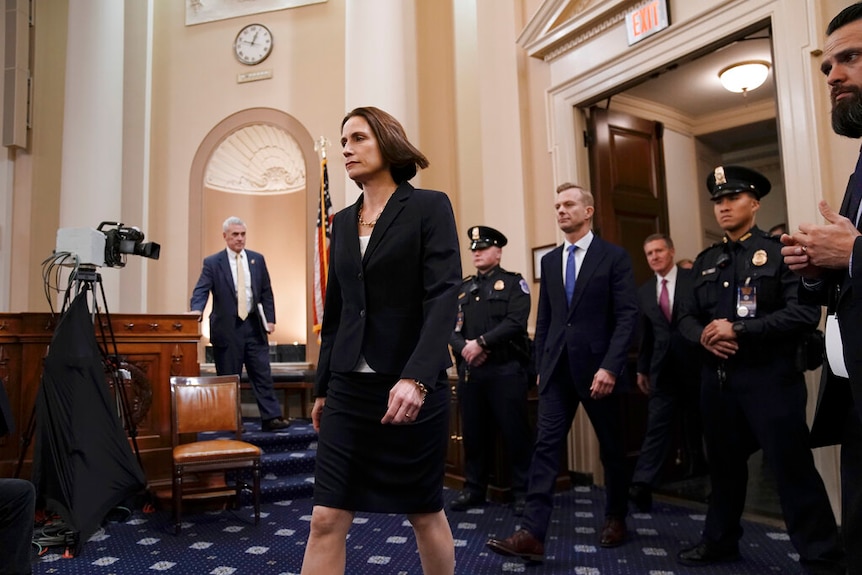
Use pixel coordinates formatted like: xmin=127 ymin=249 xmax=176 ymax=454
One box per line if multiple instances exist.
xmin=174 ymin=439 xmax=261 ymax=463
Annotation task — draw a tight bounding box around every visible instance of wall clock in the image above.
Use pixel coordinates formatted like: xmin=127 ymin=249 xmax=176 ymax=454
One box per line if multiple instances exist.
xmin=234 ymin=23 xmax=273 ymax=65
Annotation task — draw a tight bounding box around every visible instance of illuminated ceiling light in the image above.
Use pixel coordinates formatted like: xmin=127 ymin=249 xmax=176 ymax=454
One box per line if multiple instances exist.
xmin=718 ymin=61 xmax=771 ymax=94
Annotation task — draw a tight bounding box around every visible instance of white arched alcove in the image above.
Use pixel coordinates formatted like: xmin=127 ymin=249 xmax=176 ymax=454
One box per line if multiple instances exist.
xmin=188 ymin=108 xmax=321 ymax=364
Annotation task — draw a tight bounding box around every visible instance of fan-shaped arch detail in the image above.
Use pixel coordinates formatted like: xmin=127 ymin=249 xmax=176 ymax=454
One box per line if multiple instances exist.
xmin=205 ymin=124 xmax=306 ymax=195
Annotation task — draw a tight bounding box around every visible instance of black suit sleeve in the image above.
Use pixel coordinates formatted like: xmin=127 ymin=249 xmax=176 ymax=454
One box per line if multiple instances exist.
xmin=315 ymin=222 xmax=344 ymax=398
xmin=676 ymin=259 xmax=706 ymax=346
xmin=600 ymin=247 xmax=639 ymax=377
xmin=636 ymin=292 xmax=653 ymax=376
xmin=400 ymin=193 xmax=461 ymax=389
xmin=190 ymin=257 xmax=215 ymax=312
xmin=256 ymin=254 xmax=276 ymax=325
xmin=853 ymin=236 xmax=862 ymax=296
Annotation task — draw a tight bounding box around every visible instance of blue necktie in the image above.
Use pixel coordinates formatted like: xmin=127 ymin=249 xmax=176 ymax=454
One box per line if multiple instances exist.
xmin=565 ymin=245 xmax=577 ymax=305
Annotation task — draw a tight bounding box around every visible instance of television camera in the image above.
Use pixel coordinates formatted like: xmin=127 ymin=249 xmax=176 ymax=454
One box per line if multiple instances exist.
xmin=55 ymin=221 xmax=160 ymax=268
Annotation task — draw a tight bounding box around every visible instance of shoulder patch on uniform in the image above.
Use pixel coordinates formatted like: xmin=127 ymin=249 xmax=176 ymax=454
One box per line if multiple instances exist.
xmin=519 ymin=278 xmax=530 ymax=295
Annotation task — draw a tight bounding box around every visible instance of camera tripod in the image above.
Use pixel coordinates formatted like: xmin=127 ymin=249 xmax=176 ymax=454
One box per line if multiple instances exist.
xmin=14 ymin=266 xmax=145 ymax=478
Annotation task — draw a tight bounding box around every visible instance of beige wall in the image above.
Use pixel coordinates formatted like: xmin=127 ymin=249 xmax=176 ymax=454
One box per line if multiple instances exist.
xmin=147 ymin=0 xmax=346 ymax=337
xmin=8 ymin=1 xmax=68 ymax=312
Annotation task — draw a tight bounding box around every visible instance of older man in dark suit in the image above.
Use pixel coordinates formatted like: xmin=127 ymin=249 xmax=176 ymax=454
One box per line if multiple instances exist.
xmin=190 ymin=216 xmax=289 ymax=432
xmin=781 ymin=5 xmax=862 ymax=572
xmin=486 ymin=182 xmax=638 ymax=562
xmin=629 ymin=233 xmax=704 ymax=512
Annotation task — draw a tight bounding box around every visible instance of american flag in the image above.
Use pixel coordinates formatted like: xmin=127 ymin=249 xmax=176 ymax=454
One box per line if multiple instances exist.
xmin=313 ymin=156 xmax=332 ymax=334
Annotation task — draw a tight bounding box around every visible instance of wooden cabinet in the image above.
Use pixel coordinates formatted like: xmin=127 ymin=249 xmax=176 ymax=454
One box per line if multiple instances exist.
xmin=0 ymin=312 xmax=200 ymax=487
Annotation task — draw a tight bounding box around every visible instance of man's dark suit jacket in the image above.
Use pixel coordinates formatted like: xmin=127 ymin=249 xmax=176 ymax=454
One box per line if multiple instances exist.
xmin=190 ymin=248 xmax=275 ymax=345
xmin=797 ymin=158 xmax=862 ymax=575
xmin=315 ymin=183 xmax=461 ymax=397
xmin=534 ymin=235 xmax=638 ymax=395
xmin=636 ymin=267 xmax=699 ymax=385
xmin=804 ymin=176 xmax=862 ymax=446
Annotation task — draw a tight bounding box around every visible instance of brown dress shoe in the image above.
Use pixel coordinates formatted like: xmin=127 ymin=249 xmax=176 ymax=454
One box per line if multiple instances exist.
xmin=486 ymin=529 xmax=545 ymax=562
xmin=600 ymin=517 xmax=627 ymax=548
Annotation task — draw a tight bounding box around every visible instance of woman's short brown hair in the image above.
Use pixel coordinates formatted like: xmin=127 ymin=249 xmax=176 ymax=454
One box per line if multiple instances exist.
xmin=342 ymin=107 xmax=429 ymax=184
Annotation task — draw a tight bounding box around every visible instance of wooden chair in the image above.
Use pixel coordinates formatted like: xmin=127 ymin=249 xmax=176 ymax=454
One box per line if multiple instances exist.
xmin=170 ymin=375 xmax=261 ymax=534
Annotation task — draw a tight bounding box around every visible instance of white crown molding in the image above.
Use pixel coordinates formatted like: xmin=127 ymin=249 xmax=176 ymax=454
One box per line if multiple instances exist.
xmin=691 ymin=99 xmax=776 ymax=136
xmin=518 ymin=0 xmax=633 ymax=61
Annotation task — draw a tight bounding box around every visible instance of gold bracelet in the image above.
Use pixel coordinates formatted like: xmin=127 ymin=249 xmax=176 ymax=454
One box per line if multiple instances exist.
xmin=412 ymin=379 xmax=428 ymax=404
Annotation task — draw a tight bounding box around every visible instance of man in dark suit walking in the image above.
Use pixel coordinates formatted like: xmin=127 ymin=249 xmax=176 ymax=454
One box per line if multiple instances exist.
xmin=486 ymin=182 xmax=638 ymax=562
xmin=629 ymin=233 xmax=704 ymax=512
xmin=781 ymin=4 xmax=862 ymax=572
xmin=190 ymin=216 xmax=289 ymax=432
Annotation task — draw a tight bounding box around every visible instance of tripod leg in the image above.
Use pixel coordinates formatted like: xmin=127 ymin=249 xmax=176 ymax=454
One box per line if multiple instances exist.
xmin=13 ymin=398 xmax=38 ymax=479
xmin=93 ymin=275 xmax=146 ymax=473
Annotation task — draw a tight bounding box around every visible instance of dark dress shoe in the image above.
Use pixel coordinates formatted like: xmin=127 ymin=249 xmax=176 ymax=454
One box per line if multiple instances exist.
xmin=599 ymin=517 xmax=627 ymax=548
xmin=486 ymin=529 xmax=544 ymax=562
xmin=511 ymin=496 xmax=526 ymax=517
xmin=629 ymin=483 xmax=653 ymax=512
xmin=449 ymin=490 xmax=485 ymax=511
xmin=677 ymin=542 xmax=740 ymax=566
xmin=261 ymin=417 xmax=291 ymax=431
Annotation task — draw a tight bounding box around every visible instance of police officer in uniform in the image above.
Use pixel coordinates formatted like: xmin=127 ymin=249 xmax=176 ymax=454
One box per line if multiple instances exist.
xmin=675 ymin=166 xmax=844 ymax=574
xmin=449 ymin=226 xmax=533 ymax=515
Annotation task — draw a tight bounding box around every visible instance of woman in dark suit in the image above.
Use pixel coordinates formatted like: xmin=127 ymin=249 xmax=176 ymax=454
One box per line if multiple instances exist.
xmin=300 ymin=107 xmax=461 ymax=575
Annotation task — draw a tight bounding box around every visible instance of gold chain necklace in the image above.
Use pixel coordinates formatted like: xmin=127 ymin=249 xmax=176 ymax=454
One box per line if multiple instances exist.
xmin=358 ymin=205 xmax=382 ymax=227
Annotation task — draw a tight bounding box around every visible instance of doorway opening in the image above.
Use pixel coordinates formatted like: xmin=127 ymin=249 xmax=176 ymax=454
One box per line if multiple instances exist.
xmin=580 ymin=24 xmax=784 ymax=519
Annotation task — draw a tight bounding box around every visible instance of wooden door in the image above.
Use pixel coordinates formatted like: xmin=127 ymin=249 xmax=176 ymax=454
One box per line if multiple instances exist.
xmin=587 ymin=106 xmax=668 ymax=285
xmin=586 ymin=107 xmax=696 ymax=482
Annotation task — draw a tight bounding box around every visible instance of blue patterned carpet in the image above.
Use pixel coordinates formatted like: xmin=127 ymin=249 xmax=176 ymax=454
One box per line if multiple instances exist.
xmin=31 ymin=484 xmax=810 ymax=575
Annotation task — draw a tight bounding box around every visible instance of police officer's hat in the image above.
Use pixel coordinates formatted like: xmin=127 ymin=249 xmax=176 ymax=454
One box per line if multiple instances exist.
xmin=705 ymin=165 xmax=771 ymax=201
xmin=468 ymin=226 xmax=507 ymax=250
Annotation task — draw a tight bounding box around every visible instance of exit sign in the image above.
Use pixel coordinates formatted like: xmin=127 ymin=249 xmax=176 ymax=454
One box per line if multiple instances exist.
xmin=625 ymin=0 xmax=669 ymax=46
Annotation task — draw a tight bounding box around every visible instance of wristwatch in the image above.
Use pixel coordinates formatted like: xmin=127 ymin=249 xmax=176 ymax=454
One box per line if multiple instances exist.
xmin=732 ymin=321 xmax=747 ymax=335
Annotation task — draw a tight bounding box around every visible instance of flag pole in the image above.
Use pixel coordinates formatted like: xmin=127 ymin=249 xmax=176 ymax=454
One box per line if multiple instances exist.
xmin=312 ymin=137 xmax=332 ymax=336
